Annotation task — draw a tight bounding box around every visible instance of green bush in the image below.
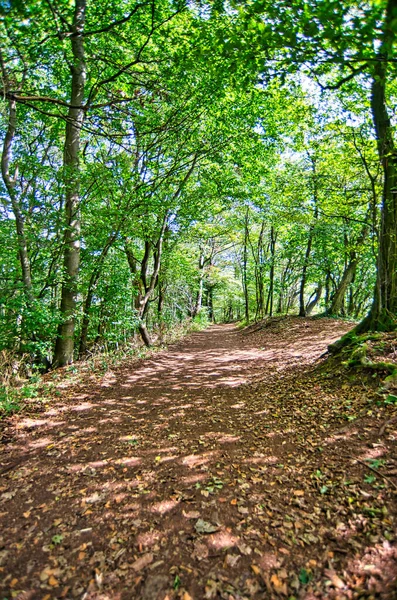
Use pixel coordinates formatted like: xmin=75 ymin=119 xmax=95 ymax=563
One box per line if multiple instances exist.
xmin=0 ymin=386 xmax=21 ymax=416
xmin=190 ymin=311 xmax=210 ymax=331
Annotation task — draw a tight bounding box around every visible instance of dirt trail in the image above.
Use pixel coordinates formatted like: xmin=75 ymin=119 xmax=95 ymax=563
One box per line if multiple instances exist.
xmin=1 ymin=319 xmax=396 ymax=599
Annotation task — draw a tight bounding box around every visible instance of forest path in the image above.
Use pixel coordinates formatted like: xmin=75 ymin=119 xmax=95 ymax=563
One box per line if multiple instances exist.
xmin=1 ymin=318 xmax=397 ymax=599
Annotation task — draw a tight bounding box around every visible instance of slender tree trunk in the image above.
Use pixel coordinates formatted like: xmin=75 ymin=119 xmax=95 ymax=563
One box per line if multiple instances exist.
xmin=254 ymin=219 xmax=266 ymax=320
xmin=298 ymin=231 xmax=313 ymax=317
xmin=242 ymin=208 xmax=249 ymax=322
xmin=265 ymin=226 xmax=276 ymax=317
xmin=208 ymin=286 xmax=214 ymax=322
xmin=130 ymin=157 xmax=196 ymax=346
xmin=299 ymin=157 xmax=319 ymax=317
xmin=126 ymin=213 xmax=168 ymax=348
xmin=0 ymin=55 xmax=33 ymax=301
xmin=347 ymin=282 xmax=355 ymax=316
xmin=138 ymin=323 xmax=152 ymax=347
xmin=329 ymin=225 xmax=368 ymax=316
xmin=306 ymin=283 xmax=323 ymax=316
xmin=330 ymin=261 xmax=358 ymax=315
xmin=193 ymin=252 xmax=205 ymax=317
xmin=157 ymin=281 xmax=165 ymax=318
xmin=53 ymin=0 xmax=86 ymax=367
xmin=78 ymin=233 xmax=117 ymax=357
xmin=324 ymin=269 xmax=332 ymax=312
xmin=277 ymin=257 xmax=292 ymax=314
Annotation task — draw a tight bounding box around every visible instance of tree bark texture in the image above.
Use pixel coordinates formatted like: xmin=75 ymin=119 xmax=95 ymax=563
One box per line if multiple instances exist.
xmin=298 ymin=230 xmax=313 ymax=317
xmin=54 ymin=0 xmax=87 ymax=367
xmin=78 ymin=233 xmax=118 ymax=357
xmin=299 ymin=156 xmax=318 ymax=317
xmin=364 ymin=0 xmax=397 ymax=331
xmin=242 ymin=208 xmax=249 ymax=322
xmin=0 ymin=54 xmax=33 ymax=300
xmin=126 ymin=213 xmax=168 ymax=347
xmin=305 ymin=283 xmax=323 ymax=316
xmin=265 ymin=226 xmax=276 ymax=317
xmin=192 ymin=252 xmax=205 ymax=318
xmin=329 ymin=226 xmax=368 ymax=316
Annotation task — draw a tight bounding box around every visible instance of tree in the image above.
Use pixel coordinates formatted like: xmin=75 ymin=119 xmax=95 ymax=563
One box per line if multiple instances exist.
xmin=53 ymin=0 xmax=86 ymax=367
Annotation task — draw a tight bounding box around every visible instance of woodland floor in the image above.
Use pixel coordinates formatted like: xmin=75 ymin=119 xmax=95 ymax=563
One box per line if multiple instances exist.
xmin=1 ymin=318 xmax=397 ymax=600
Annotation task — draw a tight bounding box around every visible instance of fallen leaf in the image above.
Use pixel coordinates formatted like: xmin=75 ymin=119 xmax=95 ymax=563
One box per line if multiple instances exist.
xmin=131 ymin=553 xmax=153 ymax=572
xmin=182 ymin=510 xmax=200 ymax=519
xmin=237 ymin=542 xmax=252 ymax=556
xmin=325 ymin=569 xmax=345 ymax=589
xmin=224 ymin=554 xmax=240 ymax=568
xmin=192 ymin=541 xmax=209 ymax=561
xmin=270 ymin=573 xmax=288 ymax=595
xmin=40 ymin=568 xmax=50 ymax=582
xmin=195 ymin=519 xmax=218 ymax=534
xmin=278 ymin=568 xmax=288 ymax=579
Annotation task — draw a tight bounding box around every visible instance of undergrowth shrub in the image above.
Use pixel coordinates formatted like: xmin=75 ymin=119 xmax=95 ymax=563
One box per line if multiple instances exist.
xmin=190 ymin=312 xmax=210 ymax=331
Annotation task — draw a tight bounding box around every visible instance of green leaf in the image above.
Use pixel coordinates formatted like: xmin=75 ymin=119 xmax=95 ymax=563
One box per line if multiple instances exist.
xmin=385 ymin=394 xmax=397 ymax=405
xmin=173 ymin=575 xmax=181 ymax=590
xmin=51 ymin=534 xmax=63 ymax=545
xmin=364 ymin=474 xmax=376 ymax=484
xmin=298 ymin=568 xmax=312 ymax=584
xmin=368 ymin=459 xmax=384 ymax=469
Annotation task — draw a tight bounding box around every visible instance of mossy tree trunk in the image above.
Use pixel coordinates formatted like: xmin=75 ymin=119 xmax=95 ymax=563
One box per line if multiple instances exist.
xmin=360 ymin=0 xmax=397 ymax=332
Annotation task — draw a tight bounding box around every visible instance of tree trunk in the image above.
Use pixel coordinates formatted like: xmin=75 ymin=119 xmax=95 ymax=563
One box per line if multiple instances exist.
xmin=298 ymin=230 xmax=313 ymax=317
xmin=299 ymin=156 xmax=319 ymax=317
xmin=0 ymin=55 xmax=33 ymax=301
xmin=329 ymin=225 xmax=368 ymax=316
xmin=53 ymin=0 xmax=86 ymax=367
xmin=324 ymin=269 xmax=331 ymax=312
xmin=126 ymin=213 xmax=168 ymax=348
xmin=208 ymin=286 xmax=214 ymax=322
xmin=78 ymin=233 xmax=117 ymax=357
xmin=363 ymin=4 xmax=397 ymax=331
xmin=277 ymin=257 xmax=292 ymax=314
xmin=131 ymin=157 xmax=196 ymax=346
xmin=242 ymin=208 xmax=249 ymax=322
xmin=305 ymin=283 xmax=323 ymax=316
xmin=192 ymin=252 xmax=205 ymax=317
xmin=330 ymin=261 xmax=358 ymax=315
xmin=265 ymin=226 xmax=276 ymax=316
xmin=254 ymin=219 xmax=266 ymax=320
xmin=330 ymin=1 xmax=397 ymax=353
xmin=138 ymin=323 xmax=152 ymax=347
xmin=157 ymin=281 xmax=165 ymax=319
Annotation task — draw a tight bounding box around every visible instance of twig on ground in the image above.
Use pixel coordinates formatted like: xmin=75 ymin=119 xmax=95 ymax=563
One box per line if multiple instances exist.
xmin=353 ymin=458 xmax=397 ymax=490
xmin=379 ymin=416 xmax=397 ymax=436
